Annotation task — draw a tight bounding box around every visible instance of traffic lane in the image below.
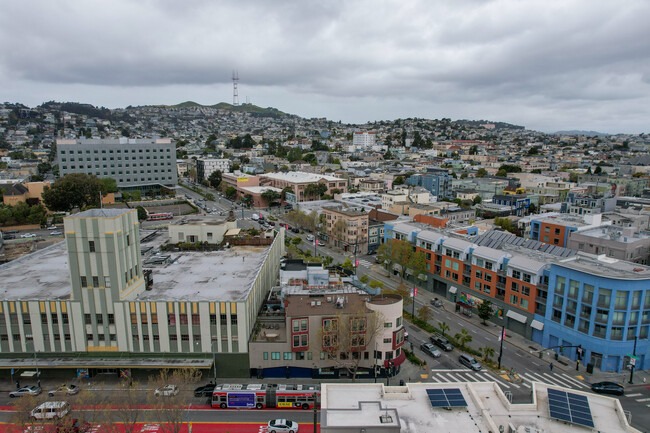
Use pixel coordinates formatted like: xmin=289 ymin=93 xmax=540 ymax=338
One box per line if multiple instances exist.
xmin=0 ymin=421 xmax=319 ymax=433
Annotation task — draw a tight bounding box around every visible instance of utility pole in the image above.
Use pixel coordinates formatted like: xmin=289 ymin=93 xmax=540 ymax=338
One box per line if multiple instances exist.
xmin=629 ymin=335 xmax=638 ymax=384
xmin=497 ymin=325 xmax=505 ymax=369
xmin=313 ymin=393 xmax=318 ymax=433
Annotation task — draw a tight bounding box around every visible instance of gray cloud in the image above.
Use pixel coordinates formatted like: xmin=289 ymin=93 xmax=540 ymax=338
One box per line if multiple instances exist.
xmin=1 ymin=0 xmax=649 ymax=133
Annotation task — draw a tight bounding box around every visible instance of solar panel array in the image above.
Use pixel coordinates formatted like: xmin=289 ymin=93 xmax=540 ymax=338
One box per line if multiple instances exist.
xmin=426 ymin=388 xmax=467 ymax=408
xmin=547 ymin=388 xmax=594 ymax=428
xmin=473 ymin=230 xmax=577 ymax=258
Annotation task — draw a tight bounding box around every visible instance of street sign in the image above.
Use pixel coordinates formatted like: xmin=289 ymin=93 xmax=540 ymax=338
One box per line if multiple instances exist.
xmin=410 ymin=288 xmax=417 ymax=297
xmin=355 ymin=259 xmax=359 ymax=267
xmin=498 ymin=329 xmax=506 ymax=341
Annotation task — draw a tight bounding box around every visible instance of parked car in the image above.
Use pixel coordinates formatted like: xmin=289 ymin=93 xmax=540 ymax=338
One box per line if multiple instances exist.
xmin=10 ymin=386 xmax=42 ymax=398
xmin=21 ymin=233 xmax=37 ymax=238
xmin=267 ymin=419 xmax=299 ymax=433
xmin=50 ymin=231 xmax=63 ymax=236
xmin=459 ymin=353 xmax=482 ymax=371
xmin=591 ymin=381 xmax=624 ymax=396
xmin=154 ymin=384 xmax=179 ymax=397
xmin=430 ymin=334 xmax=453 ymax=351
xmin=317 ymin=240 xmax=325 ymax=246
xmin=430 ymin=298 xmax=443 ymax=307
xmin=306 ymin=234 xmax=315 ymax=241
xmin=193 ymin=383 xmax=216 ymax=397
xmin=3 ymin=234 xmax=15 ymax=240
xmin=291 ymin=227 xmax=299 ymax=233
xmin=268 ymin=221 xmax=275 ymax=226
xmin=48 ymin=384 xmax=79 ymax=397
xmin=420 ymin=343 xmax=442 ymax=358
xmin=47 ymin=226 xmax=58 ymax=230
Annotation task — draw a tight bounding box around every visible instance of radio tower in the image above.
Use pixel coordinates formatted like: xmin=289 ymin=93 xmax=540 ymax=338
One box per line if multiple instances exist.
xmin=232 ymin=70 xmax=240 ymax=106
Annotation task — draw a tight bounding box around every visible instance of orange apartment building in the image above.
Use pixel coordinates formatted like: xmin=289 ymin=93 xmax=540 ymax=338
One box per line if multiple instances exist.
xmin=322 ymin=206 xmax=369 ymax=254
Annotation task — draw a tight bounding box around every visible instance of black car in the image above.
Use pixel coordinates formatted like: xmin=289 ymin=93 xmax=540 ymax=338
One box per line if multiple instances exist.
xmin=194 ymin=383 xmax=216 ymax=397
xmin=291 ymin=227 xmax=300 ymax=233
xmin=430 ymin=333 xmax=453 ymax=351
xmin=591 ymin=381 xmax=624 ymax=396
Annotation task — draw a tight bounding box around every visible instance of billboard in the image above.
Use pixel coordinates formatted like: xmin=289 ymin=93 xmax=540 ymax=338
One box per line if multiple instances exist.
xmin=227 ymin=392 xmax=256 ymax=408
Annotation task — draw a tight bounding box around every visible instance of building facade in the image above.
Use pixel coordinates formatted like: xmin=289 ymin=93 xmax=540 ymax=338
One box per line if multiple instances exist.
xmin=352 ymin=131 xmax=376 ymax=148
xmin=322 ymin=206 xmax=369 ymax=254
xmin=57 ymin=138 xmax=177 ymax=189
xmin=406 ymin=167 xmax=452 ymax=199
xmin=196 ymin=158 xmax=232 ymax=183
xmin=260 ymin=172 xmax=347 ymax=203
xmin=381 ymin=221 xmax=650 ymax=372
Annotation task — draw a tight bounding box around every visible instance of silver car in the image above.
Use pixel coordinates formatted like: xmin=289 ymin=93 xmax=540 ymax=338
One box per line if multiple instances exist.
xmin=9 ymin=386 xmax=42 ymax=398
xmin=267 ymin=419 xmax=299 ymax=433
xmin=48 ymin=384 xmax=79 ymax=396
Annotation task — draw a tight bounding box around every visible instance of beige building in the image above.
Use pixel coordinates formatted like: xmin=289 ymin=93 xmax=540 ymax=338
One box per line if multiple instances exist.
xmin=168 ymin=216 xmax=238 ymax=244
xmin=260 ymin=172 xmax=347 ymax=203
xmin=249 ymin=288 xmax=405 ymax=379
xmin=323 ymin=205 xmax=369 ymax=254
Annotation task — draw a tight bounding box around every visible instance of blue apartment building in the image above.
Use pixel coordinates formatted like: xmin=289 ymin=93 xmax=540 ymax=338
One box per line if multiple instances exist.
xmin=406 ymin=167 xmax=453 ymax=199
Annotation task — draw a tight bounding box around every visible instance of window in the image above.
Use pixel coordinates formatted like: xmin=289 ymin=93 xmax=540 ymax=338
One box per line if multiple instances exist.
xmin=597 ymin=288 xmax=611 ymax=307
xmin=283 ymin=352 xmax=293 ymax=360
xmin=511 ymin=282 xmax=519 ymax=292
xmin=512 ymin=270 xmax=521 ymax=280
xmin=62 ymin=313 xmax=69 ymax=324
xmin=96 ymin=314 xmax=103 ymax=325
xmin=89 ymin=241 xmax=95 ymax=252
xmin=105 ymin=276 xmax=111 ymax=288
xmin=582 ymin=284 xmax=594 ymax=304
xmin=220 ymin=314 xmax=227 ymax=326
xmin=210 ymin=314 xmax=217 ymax=325
xmin=323 ymin=319 xmax=338 ymax=332
xmin=81 ymin=276 xmax=88 ymax=287
xmin=192 ymin=314 xmax=200 ymax=325
xmin=484 ymin=273 xmax=492 ymax=283
xmin=510 ymin=294 xmax=519 ymax=305
xmin=263 ymin=352 xmax=268 ymax=360
xmin=271 ymin=352 xmax=281 ymax=360
xmin=92 ymin=276 xmax=99 ymax=287
xmin=555 ymin=276 xmax=566 ymax=295
xmin=552 ymin=309 xmax=562 ymax=323
xmin=84 ymin=314 xmax=92 ymax=325
xmin=595 ymin=309 xmax=609 ymax=323
xmin=615 ymin=291 xmax=628 ymax=310
xmin=475 ymin=270 xmax=483 ymax=280
xmin=520 ymin=299 xmax=529 ymax=309
xmin=396 ymin=317 xmax=402 ymax=327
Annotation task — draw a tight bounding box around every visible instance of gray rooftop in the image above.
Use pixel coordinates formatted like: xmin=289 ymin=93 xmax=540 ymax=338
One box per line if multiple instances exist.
xmin=474 ymin=230 xmax=577 ymax=258
xmin=69 ymin=208 xmax=134 ymax=218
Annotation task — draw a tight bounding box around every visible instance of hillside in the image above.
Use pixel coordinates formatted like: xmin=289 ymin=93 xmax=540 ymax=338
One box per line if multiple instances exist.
xmin=169 ymin=101 xmax=287 ymax=118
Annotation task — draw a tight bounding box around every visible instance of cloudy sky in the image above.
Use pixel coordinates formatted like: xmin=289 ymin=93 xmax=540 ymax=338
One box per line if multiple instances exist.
xmin=1 ymin=0 xmax=649 ymax=133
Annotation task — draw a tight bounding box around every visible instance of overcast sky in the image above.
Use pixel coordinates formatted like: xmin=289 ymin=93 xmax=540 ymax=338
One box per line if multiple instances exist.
xmin=1 ymin=0 xmax=649 ymax=134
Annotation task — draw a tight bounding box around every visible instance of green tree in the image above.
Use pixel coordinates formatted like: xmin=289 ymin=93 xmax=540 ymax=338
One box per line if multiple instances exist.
xmin=477 ymin=299 xmax=493 ymax=325
xmin=476 ymin=168 xmax=488 ymax=178
xmin=208 ymin=170 xmax=222 ymax=189
xmin=594 ymin=165 xmax=602 ymax=175
xmin=291 ymin=237 xmax=302 ymax=246
xmin=136 ymin=206 xmax=148 ymax=221
xmin=101 ymin=178 xmax=118 ymax=193
xmin=342 ymin=258 xmax=355 ymax=272
xmin=417 ymin=305 xmax=433 ymax=323
xmin=359 ymin=274 xmax=369 ymax=285
xmin=454 ymin=328 xmax=473 ymax=347
xmin=225 ymin=186 xmax=237 ymax=199
xmin=437 ymin=321 xmax=450 ymax=337
xmin=496 ymin=169 xmax=507 ymax=177
xmin=393 ymin=176 xmax=405 ymax=185
xmin=287 ymin=147 xmax=303 ymax=162
xmin=42 ymin=173 xmax=106 ymax=212
xmin=481 ymin=346 xmax=495 ymax=362
xmin=369 ymin=280 xmax=385 ymax=290
xmin=261 ymin=189 xmax=281 ymax=207
xmin=468 ymin=145 xmax=479 ymax=155
xmin=472 ymin=195 xmax=482 ymax=205
xmin=280 ymin=186 xmax=294 ymax=200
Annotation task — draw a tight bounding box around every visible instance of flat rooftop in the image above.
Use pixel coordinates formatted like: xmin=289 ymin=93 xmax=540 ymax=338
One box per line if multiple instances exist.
xmin=0 ymin=242 xmax=71 ymax=300
xmin=137 ymin=231 xmax=272 ymax=302
xmin=261 ymin=171 xmax=344 ymax=183
xmin=322 ymin=382 xmax=637 ymax=433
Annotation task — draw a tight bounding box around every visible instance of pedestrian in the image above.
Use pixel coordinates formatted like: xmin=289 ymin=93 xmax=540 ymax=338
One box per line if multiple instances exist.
xmin=549 ymin=362 xmax=553 ymax=371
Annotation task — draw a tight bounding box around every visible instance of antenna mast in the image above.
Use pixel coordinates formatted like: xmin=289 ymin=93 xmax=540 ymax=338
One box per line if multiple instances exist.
xmin=232 ymin=70 xmax=240 ymax=106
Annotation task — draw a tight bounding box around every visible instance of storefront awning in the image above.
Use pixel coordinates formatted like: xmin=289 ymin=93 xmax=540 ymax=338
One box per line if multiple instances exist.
xmin=530 ymin=319 xmax=544 ymax=331
xmin=448 ymin=286 xmax=458 ymax=294
xmin=506 ymin=309 xmax=528 ymax=324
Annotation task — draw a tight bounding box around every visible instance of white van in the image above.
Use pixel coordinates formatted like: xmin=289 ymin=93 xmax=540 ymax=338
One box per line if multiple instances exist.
xmin=306 ymin=234 xmax=315 ymax=242
xmin=251 ymin=214 xmax=260 ymax=221
xmin=31 ymin=401 xmax=70 ymax=420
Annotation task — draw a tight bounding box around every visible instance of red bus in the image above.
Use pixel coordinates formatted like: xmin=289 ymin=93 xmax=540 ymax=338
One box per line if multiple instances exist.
xmin=147 ymin=212 xmax=174 ymax=221
xmin=211 ymin=383 xmax=320 ymax=410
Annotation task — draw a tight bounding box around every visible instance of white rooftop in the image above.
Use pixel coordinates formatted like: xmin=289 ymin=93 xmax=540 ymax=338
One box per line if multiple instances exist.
xmin=238 ymin=186 xmax=282 ymax=194
xmin=261 ymin=171 xmax=344 ymax=183
xmin=321 ymin=382 xmax=639 ymax=433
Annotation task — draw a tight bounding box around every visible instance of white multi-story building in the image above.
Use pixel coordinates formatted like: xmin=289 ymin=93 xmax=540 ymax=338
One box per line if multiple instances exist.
xmin=196 ymin=158 xmax=232 ymax=182
xmin=57 ymin=138 xmax=177 ymax=189
xmin=352 ymin=131 xmax=376 ymax=148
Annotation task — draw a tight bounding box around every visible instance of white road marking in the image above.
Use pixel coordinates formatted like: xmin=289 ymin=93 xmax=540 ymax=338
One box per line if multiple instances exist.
xmin=556 ymin=373 xmax=589 ymax=389
xmin=626 ymin=393 xmax=642 ymax=398
xmin=635 ymin=397 xmax=650 ymax=402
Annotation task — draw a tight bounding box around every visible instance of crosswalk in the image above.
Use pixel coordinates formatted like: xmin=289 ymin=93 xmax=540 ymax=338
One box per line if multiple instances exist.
xmin=357 ymin=259 xmax=373 ymax=268
xmin=625 ymin=393 xmax=650 ymax=407
xmin=426 ymin=369 xmax=590 ymax=391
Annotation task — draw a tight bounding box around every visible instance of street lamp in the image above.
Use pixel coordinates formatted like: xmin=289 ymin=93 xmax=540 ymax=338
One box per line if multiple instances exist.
xmin=211 ymin=340 xmax=217 ymax=382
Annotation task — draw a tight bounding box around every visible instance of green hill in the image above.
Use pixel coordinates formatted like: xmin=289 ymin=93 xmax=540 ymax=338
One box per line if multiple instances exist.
xmin=168 ymin=101 xmax=286 ymax=117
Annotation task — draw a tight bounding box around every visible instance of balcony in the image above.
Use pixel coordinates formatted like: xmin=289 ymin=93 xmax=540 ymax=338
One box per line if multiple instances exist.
xmin=251 ymin=319 xmax=287 ymax=343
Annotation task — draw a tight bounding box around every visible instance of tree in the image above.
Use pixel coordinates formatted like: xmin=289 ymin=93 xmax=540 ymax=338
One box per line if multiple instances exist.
xmin=287 ymin=147 xmax=303 ymax=162
xmin=281 ymin=186 xmax=294 ymax=200
xmin=472 ymin=195 xmax=482 ymax=205
xmin=393 ymin=176 xmax=405 ymax=185
xmin=476 ymin=168 xmax=488 ymax=178
xmin=477 ymin=299 xmax=493 ymax=325
xmin=292 ymin=237 xmax=302 ymax=246
xmin=369 ymin=280 xmax=385 ymax=290
xmin=261 ymin=189 xmax=281 ymax=207
xmin=594 ymin=165 xmax=602 ymax=175
xmin=42 ymin=173 xmax=106 ymax=211
xmin=359 ymin=274 xmax=369 ymax=284
xmin=438 ymin=321 xmax=450 ymax=337
xmin=136 ymin=206 xmax=148 ymax=221
xmin=391 ymin=283 xmax=412 ymax=308
xmin=101 ymin=177 xmax=118 ymax=193
xmin=417 ymin=305 xmax=433 ymax=323
xmin=151 ymin=368 xmax=201 ymax=433
xmin=342 ymin=258 xmax=355 ymax=272
xmin=481 ymin=346 xmax=496 ymax=363
xmin=316 ymin=301 xmax=384 ymax=382
xmin=225 ymin=186 xmax=237 ymax=199
xmin=208 ymin=170 xmax=222 ymax=189
xmin=454 ymin=328 xmax=472 ymax=347
xmin=304 ymin=182 xmax=327 ymax=199
xmin=333 ymin=219 xmax=348 ymax=247
xmin=469 ymin=145 xmax=479 ymax=155
xmin=496 ymin=169 xmax=507 ymax=177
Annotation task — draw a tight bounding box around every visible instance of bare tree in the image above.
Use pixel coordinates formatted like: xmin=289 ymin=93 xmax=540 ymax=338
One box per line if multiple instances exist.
xmin=317 ymin=298 xmax=385 ymax=382
xmin=151 ymin=368 xmax=202 ymax=433
xmin=96 ymin=380 xmax=143 ymax=433
xmin=10 ymin=394 xmax=44 ymax=433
